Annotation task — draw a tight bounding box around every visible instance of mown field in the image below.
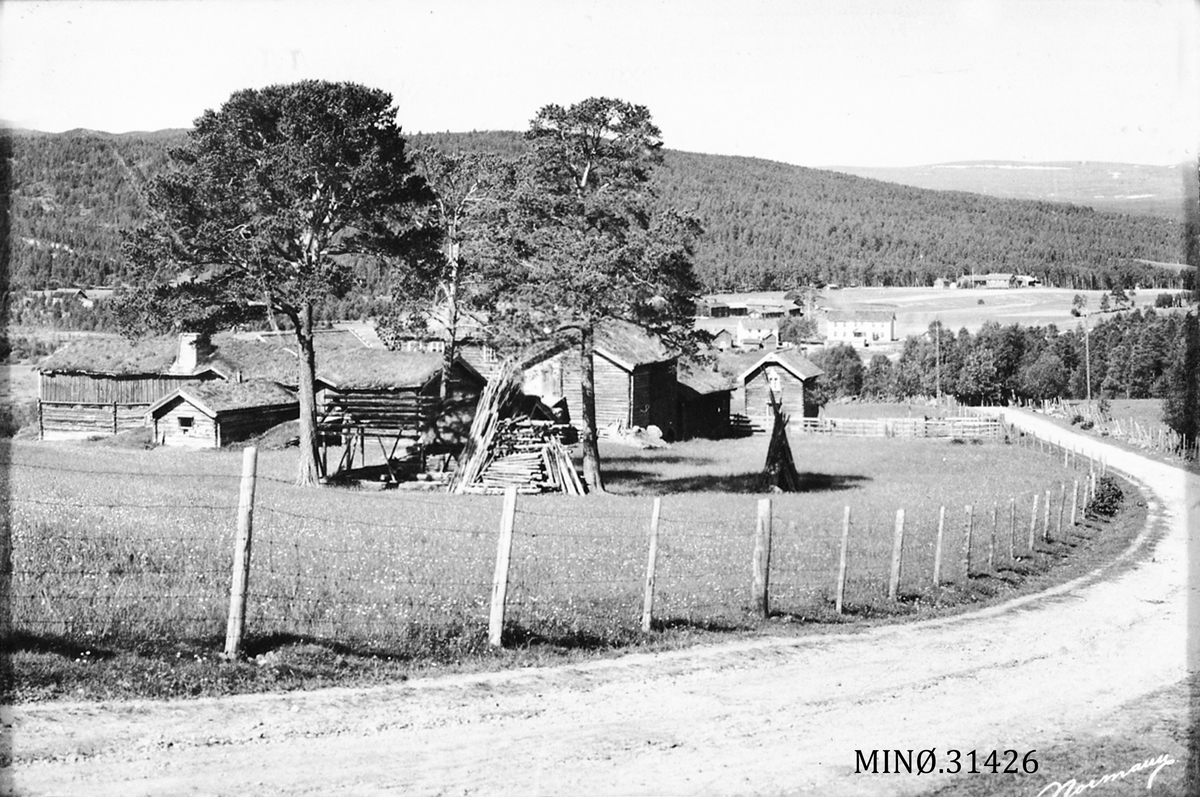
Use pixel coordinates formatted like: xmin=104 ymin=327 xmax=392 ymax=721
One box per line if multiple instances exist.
xmin=2 ymin=423 xmax=1142 ymax=701
xmin=702 ymin=286 xmax=1188 ymax=342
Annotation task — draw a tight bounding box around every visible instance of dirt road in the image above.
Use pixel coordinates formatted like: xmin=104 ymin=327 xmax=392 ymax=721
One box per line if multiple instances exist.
xmin=7 ymin=409 xmax=1194 ymax=796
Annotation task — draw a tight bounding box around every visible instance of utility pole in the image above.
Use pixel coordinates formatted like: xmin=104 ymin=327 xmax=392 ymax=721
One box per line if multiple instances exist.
xmin=935 ymin=320 xmax=942 ymax=403
xmin=1084 ymin=309 xmax=1092 ymax=410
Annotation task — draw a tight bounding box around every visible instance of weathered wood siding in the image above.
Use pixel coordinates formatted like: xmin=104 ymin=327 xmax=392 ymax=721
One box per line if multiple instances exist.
xmin=744 ymin=365 xmax=814 ymax=422
xmin=645 ymin=360 xmax=678 ymax=434
xmin=594 ymin=353 xmax=632 ymax=428
xmin=154 ymin=404 xmax=218 ymax=448
xmin=39 ymin=402 xmax=149 ymax=440
xmin=40 ymin=372 xmax=207 ymax=404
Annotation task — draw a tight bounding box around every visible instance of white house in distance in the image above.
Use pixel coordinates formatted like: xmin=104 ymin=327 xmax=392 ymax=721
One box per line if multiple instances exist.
xmin=822 ymin=310 xmax=896 ymax=348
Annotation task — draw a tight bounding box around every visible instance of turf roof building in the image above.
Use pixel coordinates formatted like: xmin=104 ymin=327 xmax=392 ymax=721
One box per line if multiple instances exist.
xmin=520 ymin=320 xmax=679 ymax=437
xmin=148 ymin=380 xmax=300 ymax=448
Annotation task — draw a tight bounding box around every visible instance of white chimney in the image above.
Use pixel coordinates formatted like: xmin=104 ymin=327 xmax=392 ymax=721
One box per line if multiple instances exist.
xmin=172 ymin=333 xmax=201 ymax=374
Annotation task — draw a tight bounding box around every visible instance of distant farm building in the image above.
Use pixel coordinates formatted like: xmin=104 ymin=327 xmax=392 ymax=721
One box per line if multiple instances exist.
xmin=933 ymin=277 xmax=955 ymax=289
xmin=822 ymin=310 xmax=896 ymax=348
xmin=735 ymin=319 xmax=781 ymax=350
xmin=699 ymin=296 xmax=802 ymax=319
xmin=957 ymin=273 xmax=1040 ymax=289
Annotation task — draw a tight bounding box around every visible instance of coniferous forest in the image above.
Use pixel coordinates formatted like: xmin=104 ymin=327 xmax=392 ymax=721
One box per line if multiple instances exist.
xmin=5 ymin=128 xmax=1191 ymax=294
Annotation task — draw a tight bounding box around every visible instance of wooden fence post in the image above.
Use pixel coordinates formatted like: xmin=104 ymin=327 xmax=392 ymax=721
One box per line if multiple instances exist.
xmin=1028 ymin=493 xmax=1039 ymax=554
xmin=1071 ymin=479 xmax=1080 ymax=527
xmin=933 ymin=505 xmax=946 ymax=585
xmin=888 ymin=509 xmax=904 ymax=600
xmin=1008 ymin=498 xmax=1016 ymax=560
xmin=987 ymin=503 xmax=998 ymax=571
xmin=641 ymin=497 xmax=662 ymax=633
xmin=224 ymin=446 xmax=259 ymax=659
xmin=1043 ymin=489 xmax=1053 ymax=542
xmin=1057 ymin=482 xmax=1066 ymax=537
xmin=488 ymin=485 xmax=518 ymax=647
xmin=963 ymin=504 xmax=974 ymax=578
xmin=752 ymin=498 xmax=773 ymax=618
xmin=836 ymin=506 xmax=850 ymax=614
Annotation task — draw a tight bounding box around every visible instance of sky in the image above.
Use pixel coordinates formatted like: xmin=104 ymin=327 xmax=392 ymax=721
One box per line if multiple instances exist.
xmin=1 ymin=0 xmax=1196 ymax=168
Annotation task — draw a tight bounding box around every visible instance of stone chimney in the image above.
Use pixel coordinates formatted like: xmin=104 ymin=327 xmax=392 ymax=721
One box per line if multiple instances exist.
xmin=172 ymin=332 xmax=202 ymax=374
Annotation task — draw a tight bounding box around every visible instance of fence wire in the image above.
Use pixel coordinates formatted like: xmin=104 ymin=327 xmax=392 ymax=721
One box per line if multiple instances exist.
xmin=7 ymin=439 xmax=1095 ymax=652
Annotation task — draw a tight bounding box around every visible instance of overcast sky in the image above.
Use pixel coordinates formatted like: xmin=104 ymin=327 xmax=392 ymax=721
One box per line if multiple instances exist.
xmin=1 ymin=0 xmax=1196 ymax=167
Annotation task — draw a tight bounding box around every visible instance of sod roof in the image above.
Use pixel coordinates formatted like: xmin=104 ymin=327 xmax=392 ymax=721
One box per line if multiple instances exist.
xmin=150 ymin=379 xmax=299 ymax=417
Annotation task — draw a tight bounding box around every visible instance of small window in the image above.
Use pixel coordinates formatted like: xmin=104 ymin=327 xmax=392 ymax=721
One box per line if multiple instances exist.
xmin=178 ymin=416 xmax=194 ymax=434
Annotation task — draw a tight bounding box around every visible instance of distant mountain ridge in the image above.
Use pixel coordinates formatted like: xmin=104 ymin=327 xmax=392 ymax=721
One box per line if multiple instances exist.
xmin=5 ymin=128 xmax=1191 ymax=294
xmin=826 ymin=160 xmax=1191 ymax=222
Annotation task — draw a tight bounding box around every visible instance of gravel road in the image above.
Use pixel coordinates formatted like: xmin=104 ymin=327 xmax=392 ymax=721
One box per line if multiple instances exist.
xmin=6 ymin=409 xmax=1194 ymax=796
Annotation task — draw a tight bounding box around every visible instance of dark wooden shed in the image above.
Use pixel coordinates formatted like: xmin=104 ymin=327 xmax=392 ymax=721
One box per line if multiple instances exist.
xmin=675 ymin=359 xmax=736 ymax=440
xmin=520 ymin=320 xmax=679 ymax=436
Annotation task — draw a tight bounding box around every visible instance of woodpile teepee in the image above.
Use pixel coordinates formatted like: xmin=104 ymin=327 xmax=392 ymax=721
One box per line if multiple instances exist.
xmin=762 ymin=399 xmax=802 ymax=492
xmin=450 ymin=358 xmax=586 ymax=495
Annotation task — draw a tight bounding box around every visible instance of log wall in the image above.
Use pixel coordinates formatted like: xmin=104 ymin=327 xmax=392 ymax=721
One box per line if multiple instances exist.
xmin=154 ymin=403 xmax=218 ymax=448
xmin=39 ymin=401 xmax=149 ymax=440
xmin=40 ymin=372 xmax=205 ymax=404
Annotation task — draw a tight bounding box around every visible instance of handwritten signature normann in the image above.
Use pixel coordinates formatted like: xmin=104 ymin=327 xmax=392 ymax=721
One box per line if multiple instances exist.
xmin=1035 ymin=754 xmax=1176 ymax=796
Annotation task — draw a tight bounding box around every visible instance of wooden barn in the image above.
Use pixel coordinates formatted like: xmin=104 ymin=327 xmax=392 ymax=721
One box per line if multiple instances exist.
xmin=675 ymin=359 xmax=735 ymax=440
xmin=36 ymin=330 xmax=353 ymax=441
xmin=316 ymin=350 xmax=486 ymax=469
xmin=520 ymin=320 xmax=679 ymax=437
xmin=37 ymin=334 xmax=230 ymax=440
xmin=148 ymin=380 xmax=299 ymax=448
xmin=728 ymin=349 xmax=823 ymax=429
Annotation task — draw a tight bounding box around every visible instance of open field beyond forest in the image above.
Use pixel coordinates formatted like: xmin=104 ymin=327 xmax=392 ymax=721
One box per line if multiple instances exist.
xmin=4 ymin=424 xmax=1142 ymax=702
xmin=703 ymin=286 xmax=1189 ymax=342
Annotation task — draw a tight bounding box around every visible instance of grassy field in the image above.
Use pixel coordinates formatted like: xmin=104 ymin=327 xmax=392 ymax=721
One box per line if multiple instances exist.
xmin=701 ymin=287 xmax=1189 ymax=343
xmin=3 ymin=426 xmax=1145 ymax=701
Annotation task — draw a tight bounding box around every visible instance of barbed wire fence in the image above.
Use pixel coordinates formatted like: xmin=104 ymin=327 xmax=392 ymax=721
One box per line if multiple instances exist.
xmin=6 ymin=429 xmax=1110 ymax=656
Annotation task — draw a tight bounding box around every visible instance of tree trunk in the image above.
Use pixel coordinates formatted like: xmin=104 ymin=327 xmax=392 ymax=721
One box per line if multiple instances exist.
xmin=295 ymin=301 xmax=324 ymax=487
xmin=578 ymin=325 xmax=605 ymax=493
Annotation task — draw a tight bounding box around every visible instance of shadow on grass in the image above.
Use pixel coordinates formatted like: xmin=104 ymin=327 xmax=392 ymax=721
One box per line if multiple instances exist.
xmin=11 ymin=631 xmax=118 ymax=660
xmin=604 ymin=469 xmax=871 ymax=494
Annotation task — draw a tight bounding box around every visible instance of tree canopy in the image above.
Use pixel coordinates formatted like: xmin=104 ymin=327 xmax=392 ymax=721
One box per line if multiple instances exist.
xmin=115 ymin=80 xmax=433 ymax=484
xmin=501 ymin=98 xmax=702 ymax=490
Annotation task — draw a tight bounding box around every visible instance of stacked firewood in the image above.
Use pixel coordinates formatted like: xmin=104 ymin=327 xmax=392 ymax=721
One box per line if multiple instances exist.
xmin=473 ymin=419 xmax=585 ymax=494
xmin=451 ymin=358 xmax=586 ymax=495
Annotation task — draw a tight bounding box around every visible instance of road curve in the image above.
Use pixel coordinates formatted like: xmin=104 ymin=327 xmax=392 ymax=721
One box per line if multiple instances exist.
xmin=9 ymin=409 xmax=1195 ymax=796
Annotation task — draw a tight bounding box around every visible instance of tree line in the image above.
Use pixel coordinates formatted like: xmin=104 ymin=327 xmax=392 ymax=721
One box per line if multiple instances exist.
xmin=809 ymin=306 xmax=1200 ymax=445
xmin=6 ymin=128 xmax=1192 ymax=296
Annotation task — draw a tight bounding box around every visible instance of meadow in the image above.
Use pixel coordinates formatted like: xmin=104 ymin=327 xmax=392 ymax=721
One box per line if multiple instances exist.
xmin=6 ymin=427 xmax=1112 ymax=675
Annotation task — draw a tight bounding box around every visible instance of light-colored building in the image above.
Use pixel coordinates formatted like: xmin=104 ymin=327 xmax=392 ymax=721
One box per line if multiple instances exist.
xmin=822 ymin=310 xmax=896 ymax=348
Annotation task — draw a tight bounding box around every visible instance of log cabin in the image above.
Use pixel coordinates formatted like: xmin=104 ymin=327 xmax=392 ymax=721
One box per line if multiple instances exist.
xmin=148 ymin=380 xmax=299 ymax=448
xmin=316 ymin=350 xmax=486 ymax=453
xmin=520 ymin=320 xmax=679 ymax=438
xmin=724 ymin=348 xmax=823 ymax=430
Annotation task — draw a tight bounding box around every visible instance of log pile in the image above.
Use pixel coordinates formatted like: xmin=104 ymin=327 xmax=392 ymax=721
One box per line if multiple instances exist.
xmin=471 ymin=419 xmax=585 ymax=494
xmin=450 ymin=358 xmax=586 ymax=495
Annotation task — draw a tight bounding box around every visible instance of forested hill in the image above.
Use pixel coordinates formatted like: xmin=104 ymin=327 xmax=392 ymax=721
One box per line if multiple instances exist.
xmin=5 ymin=128 xmax=1190 ymax=294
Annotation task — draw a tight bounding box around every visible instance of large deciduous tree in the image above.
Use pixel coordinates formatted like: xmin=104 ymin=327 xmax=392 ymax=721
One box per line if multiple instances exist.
xmin=116 ymin=80 xmax=432 ymax=485
xmin=504 ymin=98 xmax=702 ymax=492
xmin=377 ymin=148 xmax=514 ymax=420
